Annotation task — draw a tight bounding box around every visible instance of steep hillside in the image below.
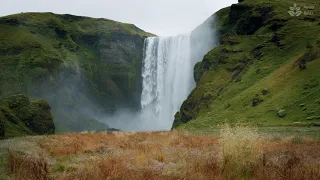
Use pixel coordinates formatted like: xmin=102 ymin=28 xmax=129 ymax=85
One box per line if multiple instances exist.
xmin=0 ymin=94 xmax=55 ymax=139
xmin=174 ymin=0 xmax=320 ymax=130
xmin=0 ymin=12 xmax=153 ymax=132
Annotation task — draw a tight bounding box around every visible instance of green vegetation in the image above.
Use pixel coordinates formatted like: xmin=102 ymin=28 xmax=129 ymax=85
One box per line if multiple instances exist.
xmin=174 ymin=0 xmax=320 ymax=130
xmin=0 ymin=12 xmax=153 ymax=132
xmin=0 ymin=94 xmax=55 ymax=139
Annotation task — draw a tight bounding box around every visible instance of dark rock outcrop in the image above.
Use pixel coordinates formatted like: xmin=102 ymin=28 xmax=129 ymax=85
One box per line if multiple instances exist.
xmin=252 ymin=95 xmax=264 ymax=107
xmin=0 ymin=94 xmax=55 ymax=138
xmin=262 ymin=89 xmax=269 ymax=95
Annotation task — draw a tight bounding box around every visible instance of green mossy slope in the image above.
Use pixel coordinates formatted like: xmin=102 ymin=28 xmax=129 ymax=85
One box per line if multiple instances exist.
xmin=0 ymin=12 xmax=153 ymax=132
xmin=0 ymin=94 xmax=55 ymax=139
xmin=174 ymin=0 xmax=320 ymax=130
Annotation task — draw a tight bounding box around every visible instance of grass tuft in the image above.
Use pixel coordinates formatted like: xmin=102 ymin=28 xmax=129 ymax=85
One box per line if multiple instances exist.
xmin=9 ymin=151 xmax=48 ymax=180
xmin=219 ymin=124 xmax=262 ymax=179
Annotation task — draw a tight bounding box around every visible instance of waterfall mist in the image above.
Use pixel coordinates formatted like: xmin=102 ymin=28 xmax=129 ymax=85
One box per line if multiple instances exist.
xmin=102 ymin=16 xmax=218 ymax=131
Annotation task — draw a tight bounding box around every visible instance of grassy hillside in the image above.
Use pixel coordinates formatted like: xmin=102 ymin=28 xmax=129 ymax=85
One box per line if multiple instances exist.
xmin=174 ymin=0 xmax=320 ymax=130
xmin=0 ymin=12 xmax=153 ymax=132
xmin=0 ymin=94 xmax=55 ymax=139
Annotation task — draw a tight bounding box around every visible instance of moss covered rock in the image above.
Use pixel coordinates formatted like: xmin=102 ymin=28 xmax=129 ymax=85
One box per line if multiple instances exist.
xmin=0 ymin=94 xmax=55 ymax=139
xmin=277 ymin=109 xmax=287 ymax=118
xmin=27 ymin=100 xmax=55 ymax=134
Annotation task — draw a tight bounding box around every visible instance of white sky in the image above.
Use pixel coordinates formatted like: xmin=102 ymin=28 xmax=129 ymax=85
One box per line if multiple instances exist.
xmin=0 ymin=0 xmax=237 ymax=36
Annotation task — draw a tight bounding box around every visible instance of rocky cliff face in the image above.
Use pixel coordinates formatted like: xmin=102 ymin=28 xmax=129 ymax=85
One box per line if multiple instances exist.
xmin=174 ymin=0 xmax=320 ymax=130
xmin=0 ymin=12 xmax=153 ymax=132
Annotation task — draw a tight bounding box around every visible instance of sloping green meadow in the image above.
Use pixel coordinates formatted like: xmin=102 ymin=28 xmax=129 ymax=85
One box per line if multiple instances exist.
xmin=175 ymin=0 xmax=320 ymax=130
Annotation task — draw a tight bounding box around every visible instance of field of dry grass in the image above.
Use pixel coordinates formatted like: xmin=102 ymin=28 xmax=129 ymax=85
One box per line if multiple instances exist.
xmin=1 ymin=126 xmax=320 ymax=180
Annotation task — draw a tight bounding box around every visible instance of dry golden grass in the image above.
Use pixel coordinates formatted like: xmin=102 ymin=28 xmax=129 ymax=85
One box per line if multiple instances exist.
xmin=219 ymin=124 xmax=262 ymax=179
xmin=9 ymin=152 xmax=48 ymax=180
xmin=4 ymin=128 xmax=320 ymax=180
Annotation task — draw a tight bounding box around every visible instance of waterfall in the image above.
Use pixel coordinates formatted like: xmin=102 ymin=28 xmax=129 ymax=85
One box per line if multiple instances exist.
xmin=104 ymin=16 xmax=216 ymax=131
xmin=136 ymin=16 xmax=217 ymax=131
xmin=141 ymin=35 xmax=194 ymax=130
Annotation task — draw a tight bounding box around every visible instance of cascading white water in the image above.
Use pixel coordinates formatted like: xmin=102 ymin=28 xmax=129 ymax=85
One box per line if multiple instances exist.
xmin=141 ymin=35 xmax=194 ymax=130
xmin=136 ymin=16 xmax=217 ymax=131
xmin=104 ymin=16 xmax=216 ymax=131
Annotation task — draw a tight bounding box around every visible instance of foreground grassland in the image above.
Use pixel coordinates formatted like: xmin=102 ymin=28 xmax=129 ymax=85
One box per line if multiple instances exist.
xmin=0 ymin=126 xmax=319 ymax=180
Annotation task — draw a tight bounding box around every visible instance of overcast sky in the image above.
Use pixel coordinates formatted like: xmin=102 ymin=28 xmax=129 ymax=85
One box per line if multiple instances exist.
xmin=0 ymin=0 xmax=237 ymax=36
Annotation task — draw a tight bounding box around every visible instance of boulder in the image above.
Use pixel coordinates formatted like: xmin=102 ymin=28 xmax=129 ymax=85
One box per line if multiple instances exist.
xmin=262 ymin=89 xmax=269 ymax=95
xmin=299 ymin=60 xmax=307 ymax=70
xmin=277 ymin=109 xmax=286 ymax=118
xmin=307 ymin=116 xmax=315 ymax=121
xmin=252 ymin=95 xmax=263 ymax=106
